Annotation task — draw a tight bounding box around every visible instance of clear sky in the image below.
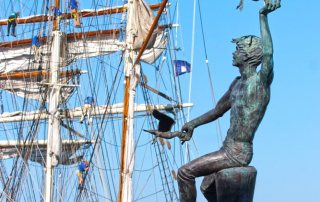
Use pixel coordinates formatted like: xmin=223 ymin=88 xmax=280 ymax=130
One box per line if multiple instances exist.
xmin=177 ymin=1 xmax=320 ymax=202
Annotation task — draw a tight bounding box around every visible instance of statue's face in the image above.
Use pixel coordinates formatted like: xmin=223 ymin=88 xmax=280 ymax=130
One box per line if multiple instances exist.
xmin=232 ymin=47 xmax=247 ymax=67
xmin=232 ymin=35 xmax=261 ymax=68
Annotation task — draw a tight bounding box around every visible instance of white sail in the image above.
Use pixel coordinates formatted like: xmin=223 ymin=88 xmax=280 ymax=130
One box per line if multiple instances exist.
xmin=0 ymin=35 xmax=122 ymax=74
xmin=0 ymin=139 xmax=94 ymax=165
xmin=140 ymin=32 xmax=168 ymax=64
xmin=0 ymin=73 xmax=76 ymax=101
xmin=68 ymin=36 xmax=123 ymax=60
xmin=0 ymin=45 xmax=50 ymax=73
xmin=0 ymin=32 xmax=122 ymax=101
xmin=126 ymin=0 xmax=158 ymax=50
xmin=124 ymin=0 xmax=168 ymax=64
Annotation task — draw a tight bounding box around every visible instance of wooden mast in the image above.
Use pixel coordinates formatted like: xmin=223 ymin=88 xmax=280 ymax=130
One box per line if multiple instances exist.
xmin=118 ymin=0 xmax=168 ymax=201
xmin=0 ymin=69 xmax=82 ymax=80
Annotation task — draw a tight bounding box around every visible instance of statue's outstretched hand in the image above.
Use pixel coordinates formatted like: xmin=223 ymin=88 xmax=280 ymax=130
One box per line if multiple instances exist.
xmin=144 ymin=129 xmax=182 ymax=139
xmin=180 ymin=122 xmax=195 ymax=144
xmin=260 ymin=0 xmax=281 ymax=15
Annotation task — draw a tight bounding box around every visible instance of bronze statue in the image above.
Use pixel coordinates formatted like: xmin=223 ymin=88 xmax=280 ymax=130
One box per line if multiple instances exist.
xmin=146 ymin=1 xmax=281 ymax=201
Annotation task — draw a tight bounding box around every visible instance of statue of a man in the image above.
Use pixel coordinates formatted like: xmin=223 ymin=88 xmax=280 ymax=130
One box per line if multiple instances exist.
xmin=149 ymin=1 xmax=281 ymax=201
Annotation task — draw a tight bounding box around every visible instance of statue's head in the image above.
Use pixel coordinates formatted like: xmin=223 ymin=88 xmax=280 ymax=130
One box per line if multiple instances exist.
xmin=232 ymin=35 xmax=262 ymax=68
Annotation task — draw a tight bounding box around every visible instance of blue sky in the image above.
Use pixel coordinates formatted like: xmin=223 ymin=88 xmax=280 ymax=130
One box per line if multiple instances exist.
xmin=177 ymin=1 xmax=320 ymax=202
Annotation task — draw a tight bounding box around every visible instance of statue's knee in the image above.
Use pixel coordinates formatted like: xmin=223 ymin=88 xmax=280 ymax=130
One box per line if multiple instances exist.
xmin=177 ymin=166 xmax=186 ymax=180
xmin=177 ymin=166 xmax=192 ymax=181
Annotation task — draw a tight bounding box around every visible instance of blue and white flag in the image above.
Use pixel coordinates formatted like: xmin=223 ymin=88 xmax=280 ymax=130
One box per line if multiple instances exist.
xmin=173 ymin=60 xmax=191 ymax=76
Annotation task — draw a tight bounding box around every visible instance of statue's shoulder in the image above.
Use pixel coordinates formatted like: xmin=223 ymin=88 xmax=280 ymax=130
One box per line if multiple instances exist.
xmin=227 ymin=77 xmax=241 ymax=95
xmin=235 ymin=76 xmax=241 ymax=81
xmin=230 ymin=76 xmax=241 ymax=88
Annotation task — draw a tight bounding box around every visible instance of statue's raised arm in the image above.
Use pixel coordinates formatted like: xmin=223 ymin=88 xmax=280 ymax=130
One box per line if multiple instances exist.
xmin=259 ymin=0 xmax=281 ymax=85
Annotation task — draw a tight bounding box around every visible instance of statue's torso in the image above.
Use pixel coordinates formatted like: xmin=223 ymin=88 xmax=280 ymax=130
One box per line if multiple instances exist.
xmin=225 ymin=73 xmax=270 ymax=144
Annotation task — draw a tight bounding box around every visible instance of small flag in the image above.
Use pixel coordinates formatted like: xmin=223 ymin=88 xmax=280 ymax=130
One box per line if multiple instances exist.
xmin=173 ymin=60 xmax=191 ymax=76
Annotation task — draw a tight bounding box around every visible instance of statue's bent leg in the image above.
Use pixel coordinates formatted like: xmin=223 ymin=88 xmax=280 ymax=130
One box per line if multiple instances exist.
xmin=177 ymin=148 xmax=239 ymax=202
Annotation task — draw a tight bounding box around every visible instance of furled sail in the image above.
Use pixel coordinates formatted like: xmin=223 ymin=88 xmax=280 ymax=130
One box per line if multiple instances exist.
xmin=126 ymin=0 xmax=159 ymax=49
xmin=0 ymin=30 xmax=122 ymax=101
xmin=1 ymin=19 xmax=166 ymax=76
xmin=0 ymin=70 xmax=81 ymax=101
xmin=0 ymin=33 xmax=122 ymax=74
xmin=0 ymin=103 xmax=193 ymax=123
xmin=67 ymin=34 xmax=123 ymax=60
xmin=0 ymin=140 xmax=94 ymax=165
xmin=0 ymin=44 xmax=51 ymax=73
xmin=125 ymin=0 xmax=168 ymax=64
xmin=140 ymin=32 xmax=168 ymax=64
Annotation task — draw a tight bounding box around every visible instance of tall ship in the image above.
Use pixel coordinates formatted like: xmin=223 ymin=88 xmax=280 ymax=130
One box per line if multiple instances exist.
xmin=0 ymin=0 xmax=194 ymax=201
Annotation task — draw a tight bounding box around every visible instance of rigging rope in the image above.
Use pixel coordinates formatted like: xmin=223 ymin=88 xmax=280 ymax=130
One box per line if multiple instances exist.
xmin=197 ymin=0 xmax=223 ymax=143
xmin=77 ymin=49 xmax=125 ymax=201
xmin=140 ymin=65 xmax=179 ymax=201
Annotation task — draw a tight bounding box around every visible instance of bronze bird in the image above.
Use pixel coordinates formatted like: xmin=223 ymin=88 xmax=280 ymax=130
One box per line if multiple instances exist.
xmin=237 ymin=0 xmax=266 ymax=10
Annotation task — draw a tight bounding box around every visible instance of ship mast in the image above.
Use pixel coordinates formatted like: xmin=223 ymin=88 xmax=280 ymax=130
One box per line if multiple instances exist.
xmin=45 ymin=0 xmax=61 ymax=201
xmin=119 ymin=0 xmax=168 ymax=201
xmin=118 ymin=0 xmax=136 ymax=201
